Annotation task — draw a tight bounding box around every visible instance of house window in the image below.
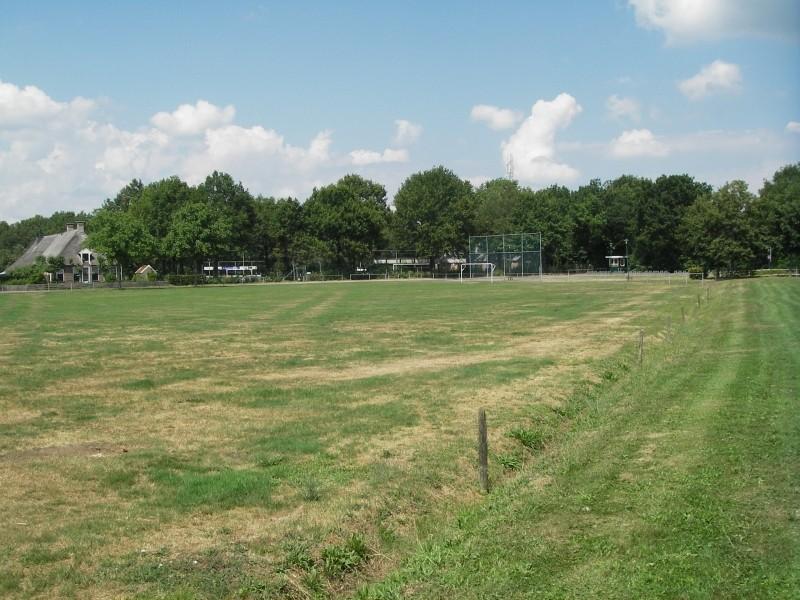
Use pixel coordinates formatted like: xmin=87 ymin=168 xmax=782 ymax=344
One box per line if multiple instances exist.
xmin=82 ymin=253 xmax=90 ymax=262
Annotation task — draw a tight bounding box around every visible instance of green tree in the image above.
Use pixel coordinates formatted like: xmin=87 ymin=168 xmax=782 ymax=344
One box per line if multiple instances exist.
xmin=393 ymin=166 xmax=475 ymax=268
xmin=87 ymin=209 xmax=156 ymax=279
xmin=635 ymin=175 xmax=711 ymax=271
xmin=130 ymin=177 xmax=194 ymax=270
xmin=602 ymin=175 xmax=651 ymax=266
xmin=289 ymin=233 xmax=333 ymax=277
xmin=197 ymin=172 xmax=256 ymax=256
xmin=571 ymin=179 xmax=608 ymax=268
xmin=164 ymin=201 xmax=233 ymax=273
xmin=473 ymin=179 xmax=525 ymax=235
xmin=104 ymin=179 xmax=144 ymax=212
xmin=303 ymin=175 xmax=389 ymax=271
xmin=680 ymin=180 xmax=758 ymax=277
xmin=756 ymin=163 xmax=800 ymax=266
xmin=515 ymin=185 xmax=576 ymax=271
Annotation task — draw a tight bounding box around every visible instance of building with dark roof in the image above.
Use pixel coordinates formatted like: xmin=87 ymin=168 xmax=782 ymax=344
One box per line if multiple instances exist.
xmin=6 ymin=222 xmax=103 ymax=283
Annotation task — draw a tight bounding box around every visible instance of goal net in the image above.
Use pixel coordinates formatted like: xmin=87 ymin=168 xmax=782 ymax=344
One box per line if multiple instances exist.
xmin=468 ymin=233 xmax=542 ymax=278
xmin=460 ymin=262 xmax=495 ymax=282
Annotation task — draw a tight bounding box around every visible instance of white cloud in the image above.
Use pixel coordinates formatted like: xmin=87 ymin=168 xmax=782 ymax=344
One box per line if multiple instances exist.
xmin=606 ymin=95 xmax=641 ymax=121
xmin=787 ymin=121 xmax=800 ymax=134
xmin=0 ymin=80 xmax=416 ymax=222
xmin=628 ymin=0 xmax=800 ymax=43
xmin=348 ymin=148 xmax=409 ymax=166
xmin=0 ymin=79 xmax=94 ymax=128
xmin=470 ymin=104 xmax=523 ymax=130
xmin=393 ymin=119 xmax=422 ymax=146
xmin=150 ymin=100 xmax=235 ymax=136
xmin=610 ymin=128 xmax=669 ymax=158
xmin=678 ymin=60 xmax=742 ymax=100
xmin=501 ymin=93 xmax=582 ymax=185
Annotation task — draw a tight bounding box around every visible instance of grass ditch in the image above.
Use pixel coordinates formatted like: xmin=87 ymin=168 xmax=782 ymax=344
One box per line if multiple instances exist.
xmin=355 ymin=278 xmax=800 ymax=599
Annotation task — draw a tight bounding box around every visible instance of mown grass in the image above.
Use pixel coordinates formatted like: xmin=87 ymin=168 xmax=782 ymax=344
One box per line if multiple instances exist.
xmin=0 ymin=277 xmax=760 ymax=598
xmin=358 ymin=278 xmax=800 ymax=599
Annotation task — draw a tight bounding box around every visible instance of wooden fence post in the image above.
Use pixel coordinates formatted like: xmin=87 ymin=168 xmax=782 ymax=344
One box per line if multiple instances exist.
xmin=477 ymin=408 xmax=489 ymax=493
xmin=697 ymin=294 xmax=701 ymax=308
xmin=706 ymin=287 xmax=710 ymax=302
xmin=681 ymin=306 xmax=686 ymax=323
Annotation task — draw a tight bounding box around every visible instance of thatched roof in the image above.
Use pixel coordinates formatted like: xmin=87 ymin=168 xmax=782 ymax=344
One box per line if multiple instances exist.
xmin=8 ymin=225 xmax=87 ymax=271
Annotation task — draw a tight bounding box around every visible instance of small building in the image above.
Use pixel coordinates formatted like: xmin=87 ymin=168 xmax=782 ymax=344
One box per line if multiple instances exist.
xmin=133 ymin=264 xmax=158 ymax=280
xmin=7 ymin=222 xmax=103 ymax=283
xmin=605 ymin=255 xmax=627 ymax=272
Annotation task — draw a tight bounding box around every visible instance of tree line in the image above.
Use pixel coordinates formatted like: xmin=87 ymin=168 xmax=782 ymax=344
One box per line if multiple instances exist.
xmin=1 ymin=163 xmax=798 ymax=280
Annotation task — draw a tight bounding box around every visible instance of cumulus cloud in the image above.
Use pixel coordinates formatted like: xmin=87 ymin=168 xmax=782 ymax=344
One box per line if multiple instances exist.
xmin=610 ymin=128 xmax=669 ymax=158
xmin=787 ymin=121 xmax=800 ymax=134
xmin=0 ymin=79 xmax=94 ymax=128
xmin=0 ymin=80 xmax=414 ymax=222
xmin=150 ymin=100 xmax=235 ymax=136
xmin=393 ymin=119 xmax=422 ymax=146
xmin=606 ymin=95 xmax=641 ymax=121
xmin=500 ymin=93 xmax=582 ymax=185
xmin=678 ymin=61 xmax=742 ymax=100
xmin=348 ymin=148 xmax=408 ymax=166
xmin=470 ymin=104 xmax=523 ymax=130
xmin=628 ymin=0 xmax=800 ymax=43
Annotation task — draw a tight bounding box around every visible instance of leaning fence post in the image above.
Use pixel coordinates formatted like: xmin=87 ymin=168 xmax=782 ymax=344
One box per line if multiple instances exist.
xmin=667 ymin=315 xmax=672 ymax=339
xmin=706 ymin=287 xmax=710 ymax=302
xmin=696 ymin=294 xmax=701 ymax=308
xmin=637 ymin=329 xmax=644 ymax=365
xmin=681 ymin=306 xmax=686 ymax=323
xmin=477 ymin=408 xmax=489 ymax=493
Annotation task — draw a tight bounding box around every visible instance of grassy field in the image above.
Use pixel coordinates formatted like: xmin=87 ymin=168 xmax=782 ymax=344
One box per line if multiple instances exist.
xmin=0 ymin=278 xmax=796 ymax=598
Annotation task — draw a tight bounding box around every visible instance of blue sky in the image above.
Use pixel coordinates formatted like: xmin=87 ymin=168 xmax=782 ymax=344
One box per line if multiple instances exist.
xmin=1 ymin=0 xmax=798 ymax=222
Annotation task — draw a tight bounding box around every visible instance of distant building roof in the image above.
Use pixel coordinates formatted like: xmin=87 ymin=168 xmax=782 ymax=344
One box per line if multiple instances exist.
xmin=134 ymin=264 xmax=157 ymax=274
xmin=7 ymin=222 xmax=90 ymax=271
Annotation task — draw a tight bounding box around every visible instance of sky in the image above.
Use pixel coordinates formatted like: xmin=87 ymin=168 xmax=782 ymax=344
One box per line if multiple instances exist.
xmin=1 ymin=0 xmax=799 ymax=223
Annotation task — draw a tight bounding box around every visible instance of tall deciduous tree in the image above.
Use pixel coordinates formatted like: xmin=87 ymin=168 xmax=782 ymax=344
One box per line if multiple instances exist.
xmin=303 ymin=175 xmax=389 ymax=271
xmin=756 ymin=163 xmax=800 ymax=265
xmin=635 ymin=175 xmax=711 ymax=271
xmin=87 ymin=209 xmax=156 ymax=278
xmin=197 ymin=171 xmax=256 ymax=256
xmin=393 ymin=166 xmax=475 ymax=268
xmin=680 ymin=180 xmax=758 ymax=277
xmin=164 ymin=201 xmax=233 ymax=272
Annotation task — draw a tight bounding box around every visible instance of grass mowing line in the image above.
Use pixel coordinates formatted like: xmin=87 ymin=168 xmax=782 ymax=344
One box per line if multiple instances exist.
xmin=357 ymin=279 xmax=800 ymax=599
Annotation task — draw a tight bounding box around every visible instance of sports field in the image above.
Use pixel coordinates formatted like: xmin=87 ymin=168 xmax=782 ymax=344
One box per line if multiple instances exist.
xmin=0 ymin=278 xmax=797 ymax=598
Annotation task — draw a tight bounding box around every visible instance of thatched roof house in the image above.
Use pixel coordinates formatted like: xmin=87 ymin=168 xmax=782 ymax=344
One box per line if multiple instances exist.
xmin=6 ymin=222 xmax=102 ymax=283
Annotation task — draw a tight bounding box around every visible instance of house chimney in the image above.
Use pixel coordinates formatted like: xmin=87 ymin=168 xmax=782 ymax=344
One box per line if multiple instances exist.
xmin=65 ymin=223 xmax=76 ymax=231
xmin=75 ymin=221 xmax=85 ymax=233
